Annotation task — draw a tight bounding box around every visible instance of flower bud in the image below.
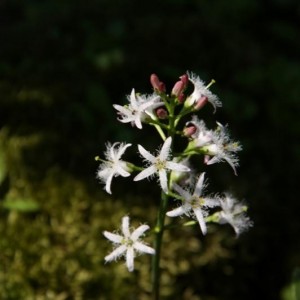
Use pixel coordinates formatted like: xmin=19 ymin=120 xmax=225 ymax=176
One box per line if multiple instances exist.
xmin=194 ymin=95 xmax=208 ymax=110
xmin=178 ymin=93 xmax=186 ymax=103
xmin=183 ymin=124 xmax=197 ymax=137
xmin=179 ymin=74 xmax=189 ymax=89
xmin=171 ymin=80 xmax=184 ymax=97
xmin=155 ymin=107 xmax=168 ymax=119
xmin=150 ymin=74 xmax=166 ymax=92
xmin=203 ymin=154 xmax=211 ymax=164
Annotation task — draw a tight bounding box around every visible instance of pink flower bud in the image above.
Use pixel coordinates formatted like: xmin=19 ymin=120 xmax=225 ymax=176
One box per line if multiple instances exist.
xmin=195 ymin=95 xmax=208 ymax=110
xmin=178 ymin=93 xmax=185 ymax=103
xmin=179 ymin=74 xmax=189 ymax=89
xmin=171 ymin=80 xmax=184 ymax=97
xmin=183 ymin=125 xmax=197 ymax=137
xmin=150 ymin=74 xmax=166 ymax=92
xmin=204 ymin=155 xmax=211 ymax=164
xmin=158 ymin=82 xmax=166 ymax=92
xmin=155 ymin=107 xmax=168 ymax=119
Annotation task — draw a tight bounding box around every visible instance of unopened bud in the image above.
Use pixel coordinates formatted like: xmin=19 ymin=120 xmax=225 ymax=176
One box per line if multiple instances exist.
xmin=178 ymin=93 xmax=185 ymax=103
xmin=204 ymin=155 xmax=210 ymax=164
xmin=155 ymin=107 xmax=168 ymax=119
xmin=179 ymin=74 xmax=189 ymax=89
xmin=171 ymin=80 xmax=184 ymax=97
xmin=183 ymin=125 xmax=197 ymax=137
xmin=150 ymin=74 xmax=166 ymax=92
xmin=195 ymin=95 xmax=208 ymax=110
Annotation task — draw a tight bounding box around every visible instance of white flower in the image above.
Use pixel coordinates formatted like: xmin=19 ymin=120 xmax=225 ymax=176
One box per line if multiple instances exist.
xmin=97 ymin=142 xmax=132 ymax=194
xmin=113 ymin=88 xmax=163 ymax=129
xmin=188 ymin=116 xmax=242 ymax=175
xmin=203 ymin=122 xmax=242 ymax=175
xmin=219 ymin=193 xmax=253 ymax=236
xmin=187 ymin=116 xmax=215 ymax=147
xmin=103 ymin=216 xmax=155 ymax=272
xmin=166 ymin=173 xmax=220 ymax=235
xmin=186 ymin=72 xmax=222 ymax=112
xmin=133 ymin=137 xmax=190 ymax=193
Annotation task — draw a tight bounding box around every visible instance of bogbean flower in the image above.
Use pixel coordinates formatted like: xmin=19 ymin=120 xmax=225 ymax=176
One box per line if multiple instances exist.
xmin=113 ymin=88 xmax=163 ymax=129
xmin=185 ymin=72 xmax=222 ymax=112
xmin=167 ymin=173 xmax=220 ymax=235
xmin=103 ymin=216 xmax=155 ymax=272
xmin=134 ymin=137 xmax=190 ymax=193
xmin=97 ymin=142 xmax=132 ymax=194
xmin=218 ymin=193 xmax=253 ymax=236
xmin=186 ymin=116 xmax=242 ymax=175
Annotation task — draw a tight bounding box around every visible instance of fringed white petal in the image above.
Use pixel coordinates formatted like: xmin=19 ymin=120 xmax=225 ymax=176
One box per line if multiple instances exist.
xmin=166 ymin=161 xmax=190 ymax=172
xmin=122 ymin=216 xmax=130 ymax=238
xmin=138 ymin=145 xmax=155 ymax=162
xmin=126 ymin=247 xmax=134 ymax=272
xmin=104 ymin=245 xmax=127 ymax=262
xmin=131 ymin=225 xmax=150 ymax=241
xmin=160 ymin=136 xmax=172 ymax=160
xmin=194 ymin=208 xmax=207 ymax=235
xmin=166 ymin=206 xmax=186 ymax=217
xmin=103 ymin=231 xmax=123 ymax=243
xmin=105 ymin=173 xmax=114 ymax=194
xmin=159 ymin=169 xmax=168 ymax=193
xmin=194 ymin=172 xmax=205 ymax=196
xmin=134 ymin=242 xmax=155 ymax=255
xmin=134 ymin=165 xmax=156 ymax=181
xmin=173 ymin=183 xmax=191 ymax=201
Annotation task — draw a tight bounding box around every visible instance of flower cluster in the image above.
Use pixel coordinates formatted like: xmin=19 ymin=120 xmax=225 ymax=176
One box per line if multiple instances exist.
xmin=98 ymin=72 xmax=252 ymax=272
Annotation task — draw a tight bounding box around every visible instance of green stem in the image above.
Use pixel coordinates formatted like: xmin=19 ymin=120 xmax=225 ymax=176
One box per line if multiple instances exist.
xmin=151 ymin=191 xmax=169 ymax=300
xmin=153 ymin=123 xmax=167 ymax=141
xmin=151 ymin=98 xmax=178 ymax=299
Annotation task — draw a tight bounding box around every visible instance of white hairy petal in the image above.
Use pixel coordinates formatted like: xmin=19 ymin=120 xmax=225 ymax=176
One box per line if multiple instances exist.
xmin=159 ymin=169 xmax=168 ymax=193
xmin=173 ymin=183 xmax=191 ymax=200
xmin=194 ymin=172 xmax=205 ymax=196
xmin=122 ymin=216 xmax=130 ymax=238
xmin=159 ymin=136 xmax=172 ymax=160
xmin=116 ymin=143 xmax=132 ymax=160
xmin=131 ymin=225 xmax=150 ymax=241
xmin=103 ymin=231 xmax=123 ymax=244
xmin=117 ymin=166 xmax=131 ymax=177
xmin=138 ymin=145 xmax=155 ymax=162
xmin=105 ymin=173 xmax=114 ymax=195
xmin=104 ymin=245 xmax=127 ymax=262
xmin=194 ymin=208 xmax=207 ymax=235
xmin=166 ymin=206 xmax=186 ymax=217
xmin=134 ymin=242 xmax=155 ymax=255
xmin=166 ymin=161 xmax=190 ymax=172
xmin=133 ymin=165 xmax=156 ymax=181
xmin=126 ymin=247 xmax=134 ymax=272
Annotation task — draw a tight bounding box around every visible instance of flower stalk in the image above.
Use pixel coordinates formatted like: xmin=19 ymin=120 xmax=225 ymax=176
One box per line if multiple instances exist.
xmin=151 ymin=191 xmax=169 ymax=300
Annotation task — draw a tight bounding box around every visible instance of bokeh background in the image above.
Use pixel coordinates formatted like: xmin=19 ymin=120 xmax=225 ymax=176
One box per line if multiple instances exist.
xmin=0 ymin=0 xmax=299 ymax=299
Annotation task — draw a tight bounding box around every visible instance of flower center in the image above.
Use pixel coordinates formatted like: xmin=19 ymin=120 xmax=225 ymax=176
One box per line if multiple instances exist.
xmin=189 ymin=196 xmax=205 ymax=208
xmin=155 ymin=158 xmax=166 ymax=170
xmin=122 ymin=238 xmax=134 ymax=247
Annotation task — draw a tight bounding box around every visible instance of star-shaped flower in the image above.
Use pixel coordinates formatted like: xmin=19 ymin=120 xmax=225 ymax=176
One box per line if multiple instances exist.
xmin=202 ymin=122 xmax=242 ymax=175
xmin=113 ymin=88 xmax=163 ymax=129
xmin=187 ymin=116 xmax=242 ymax=175
xmin=166 ymin=173 xmax=220 ymax=235
xmin=186 ymin=72 xmax=222 ymax=112
xmin=133 ymin=137 xmax=190 ymax=193
xmin=103 ymin=216 xmax=155 ymax=272
xmin=97 ymin=142 xmax=132 ymax=194
xmin=218 ymin=193 xmax=253 ymax=236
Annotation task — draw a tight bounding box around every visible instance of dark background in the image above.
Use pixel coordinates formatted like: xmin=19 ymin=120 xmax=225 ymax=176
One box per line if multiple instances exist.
xmin=0 ymin=0 xmax=299 ymax=299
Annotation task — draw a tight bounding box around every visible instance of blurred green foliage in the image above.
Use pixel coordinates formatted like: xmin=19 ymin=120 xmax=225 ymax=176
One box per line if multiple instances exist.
xmin=0 ymin=0 xmax=300 ymax=299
